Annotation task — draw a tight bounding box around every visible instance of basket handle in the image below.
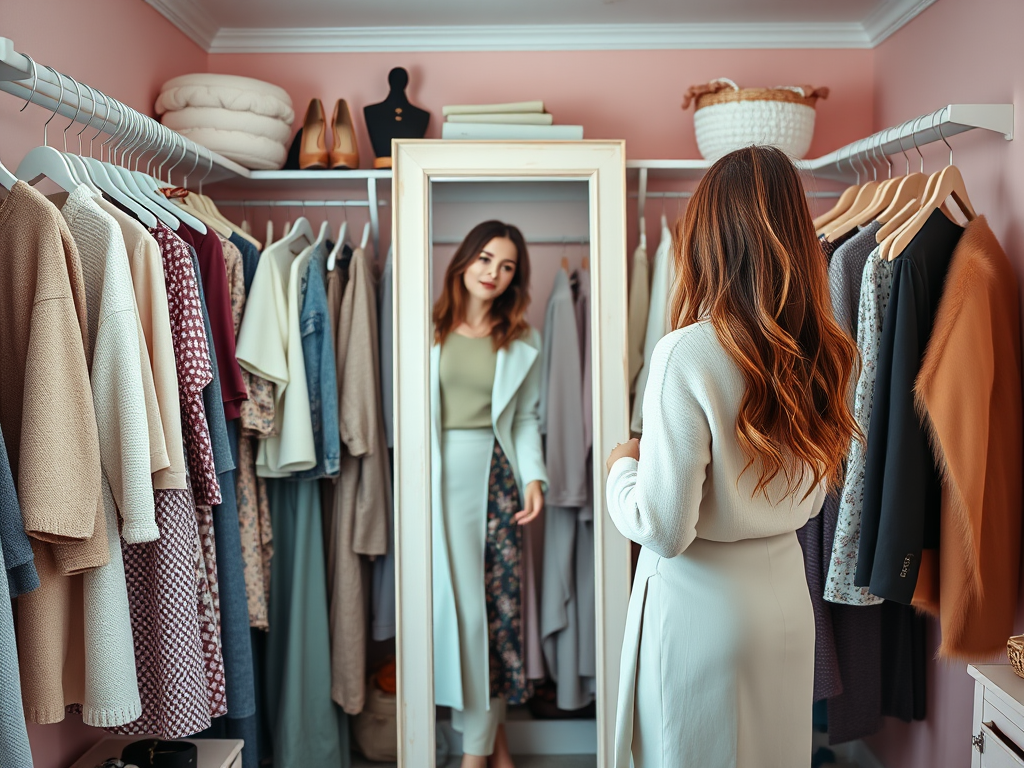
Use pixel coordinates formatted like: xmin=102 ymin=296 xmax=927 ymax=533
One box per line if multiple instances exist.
xmin=772 ymin=85 xmax=831 ymax=100
xmin=682 ymin=78 xmax=738 ymax=109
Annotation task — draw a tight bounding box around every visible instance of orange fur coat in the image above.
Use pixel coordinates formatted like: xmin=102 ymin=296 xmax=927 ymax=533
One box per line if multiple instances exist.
xmin=912 ymin=216 xmax=1023 ymax=658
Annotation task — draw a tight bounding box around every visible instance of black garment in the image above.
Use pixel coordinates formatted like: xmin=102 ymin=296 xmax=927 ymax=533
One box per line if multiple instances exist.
xmin=827 ymin=603 xmax=883 ymax=743
xmin=880 ymin=602 xmax=928 ymax=721
xmin=855 ymin=211 xmax=963 ymax=603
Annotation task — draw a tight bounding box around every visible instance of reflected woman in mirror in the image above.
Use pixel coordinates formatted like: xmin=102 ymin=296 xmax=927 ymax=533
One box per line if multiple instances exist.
xmin=606 ymin=146 xmax=859 ymax=768
xmin=431 ymin=220 xmax=548 ymax=768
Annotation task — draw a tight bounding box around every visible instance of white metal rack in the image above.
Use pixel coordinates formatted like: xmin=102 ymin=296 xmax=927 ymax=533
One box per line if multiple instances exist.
xmin=630 ymin=103 xmax=1014 ymax=225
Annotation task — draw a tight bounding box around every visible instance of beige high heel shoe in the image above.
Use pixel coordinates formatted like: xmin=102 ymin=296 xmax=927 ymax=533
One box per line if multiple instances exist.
xmin=329 ymin=98 xmax=360 ymax=170
xmin=299 ymin=98 xmax=329 ymax=170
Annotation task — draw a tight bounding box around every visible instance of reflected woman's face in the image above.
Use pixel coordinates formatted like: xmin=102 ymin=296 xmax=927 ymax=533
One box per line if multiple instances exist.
xmin=462 ymin=236 xmax=518 ymax=303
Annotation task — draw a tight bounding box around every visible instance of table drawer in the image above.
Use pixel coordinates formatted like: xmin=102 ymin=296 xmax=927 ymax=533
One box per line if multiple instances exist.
xmin=981 ymin=723 xmax=1024 ymax=768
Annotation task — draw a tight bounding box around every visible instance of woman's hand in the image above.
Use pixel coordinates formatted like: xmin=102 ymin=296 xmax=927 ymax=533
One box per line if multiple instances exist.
xmin=606 ymin=438 xmax=640 ymax=473
xmin=515 ymin=480 xmax=545 ymax=525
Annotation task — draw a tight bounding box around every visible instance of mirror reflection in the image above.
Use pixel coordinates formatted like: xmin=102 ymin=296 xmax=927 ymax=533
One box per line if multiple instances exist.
xmin=429 ymin=181 xmax=597 ymax=766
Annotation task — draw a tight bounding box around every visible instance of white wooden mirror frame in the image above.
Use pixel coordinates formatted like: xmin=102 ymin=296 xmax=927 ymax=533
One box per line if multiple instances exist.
xmin=392 ymin=140 xmax=630 ymax=768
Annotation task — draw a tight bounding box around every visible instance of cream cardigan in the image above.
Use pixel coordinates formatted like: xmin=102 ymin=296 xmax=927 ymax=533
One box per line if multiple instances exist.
xmin=609 ymin=321 xmax=825 ymax=556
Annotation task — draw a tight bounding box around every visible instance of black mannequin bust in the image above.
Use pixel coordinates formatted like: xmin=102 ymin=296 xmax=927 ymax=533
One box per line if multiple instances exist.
xmin=363 ymin=67 xmax=430 ymax=165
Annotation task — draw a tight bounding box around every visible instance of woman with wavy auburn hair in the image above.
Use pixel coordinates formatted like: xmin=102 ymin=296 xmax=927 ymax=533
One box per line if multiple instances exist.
xmin=429 ymin=220 xmax=548 ymax=768
xmin=605 ymin=146 xmax=859 ymax=768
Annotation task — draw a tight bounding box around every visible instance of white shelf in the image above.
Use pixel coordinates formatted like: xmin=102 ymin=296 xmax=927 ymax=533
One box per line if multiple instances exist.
xmin=628 ymin=104 xmax=1014 ymax=184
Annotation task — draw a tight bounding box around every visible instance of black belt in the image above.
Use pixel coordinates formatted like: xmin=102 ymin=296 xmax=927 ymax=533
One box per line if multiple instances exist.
xmin=121 ymin=740 xmax=198 ymax=768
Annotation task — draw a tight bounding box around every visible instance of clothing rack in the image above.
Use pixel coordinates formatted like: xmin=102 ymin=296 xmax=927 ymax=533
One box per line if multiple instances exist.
xmin=0 ymin=36 xmax=247 ymax=184
xmin=632 ymin=103 xmax=1014 ymax=230
xmin=213 ymin=199 xmax=387 ymax=209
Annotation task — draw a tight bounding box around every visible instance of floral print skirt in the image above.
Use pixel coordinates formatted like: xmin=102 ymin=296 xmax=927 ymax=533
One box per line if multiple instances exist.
xmin=484 ymin=441 xmax=532 ymax=705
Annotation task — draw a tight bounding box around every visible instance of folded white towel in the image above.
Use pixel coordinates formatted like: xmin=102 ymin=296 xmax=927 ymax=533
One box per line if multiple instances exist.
xmin=162 ymin=107 xmax=293 ymax=144
xmin=157 ymin=73 xmax=294 ymax=124
xmin=175 ymin=126 xmax=287 ymax=171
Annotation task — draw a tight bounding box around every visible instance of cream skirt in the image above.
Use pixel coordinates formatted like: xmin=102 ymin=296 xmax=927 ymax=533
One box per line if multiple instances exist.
xmin=616 ymin=532 xmax=814 ymax=768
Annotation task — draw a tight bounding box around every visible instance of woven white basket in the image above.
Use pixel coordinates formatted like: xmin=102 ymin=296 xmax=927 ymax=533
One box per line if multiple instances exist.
xmin=684 ymin=79 xmax=828 ymax=162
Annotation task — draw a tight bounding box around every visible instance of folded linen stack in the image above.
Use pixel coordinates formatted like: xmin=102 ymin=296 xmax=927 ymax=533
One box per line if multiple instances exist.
xmin=156 ymin=73 xmax=296 ymax=170
xmin=441 ymin=101 xmax=583 ymax=140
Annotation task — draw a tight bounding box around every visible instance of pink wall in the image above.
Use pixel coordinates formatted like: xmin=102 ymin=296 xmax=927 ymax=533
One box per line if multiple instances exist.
xmin=0 ymin=0 xmax=206 ymax=171
xmin=865 ymin=0 xmax=1024 ymax=766
xmin=206 ymin=48 xmax=874 ymax=164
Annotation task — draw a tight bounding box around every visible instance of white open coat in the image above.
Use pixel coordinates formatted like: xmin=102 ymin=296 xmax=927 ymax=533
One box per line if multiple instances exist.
xmin=430 ymin=329 xmax=549 ymax=710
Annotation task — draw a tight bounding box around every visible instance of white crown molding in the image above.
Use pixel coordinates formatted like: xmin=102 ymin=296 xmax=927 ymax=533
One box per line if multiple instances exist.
xmin=144 ymin=0 xmax=935 ymax=55
xmin=863 ymin=0 xmax=938 ymax=46
xmin=143 ymin=0 xmax=219 ymax=51
xmin=208 ymin=22 xmax=872 ymax=54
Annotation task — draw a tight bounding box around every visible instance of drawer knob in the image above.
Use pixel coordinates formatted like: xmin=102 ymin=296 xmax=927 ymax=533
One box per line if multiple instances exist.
xmin=973 ymin=731 xmax=985 ymax=753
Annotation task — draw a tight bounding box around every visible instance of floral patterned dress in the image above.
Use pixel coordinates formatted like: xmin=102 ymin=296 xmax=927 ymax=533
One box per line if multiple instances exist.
xmin=824 ymin=248 xmax=895 ymax=605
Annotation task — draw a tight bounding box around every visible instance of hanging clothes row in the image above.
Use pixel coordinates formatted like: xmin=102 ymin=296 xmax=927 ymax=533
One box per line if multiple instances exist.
xmin=799 ymin=139 xmax=1022 ymax=744
xmin=0 ymin=102 xmax=395 ymax=767
xmin=0 ymin=165 xmax=260 ymax=768
xmin=536 ymin=260 xmax=597 ymax=712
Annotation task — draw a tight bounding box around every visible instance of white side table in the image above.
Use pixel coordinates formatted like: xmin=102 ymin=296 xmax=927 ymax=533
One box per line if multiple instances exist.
xmin=67 ymin=737 xmax=243 ymax=768
xmin=968 ymin=664 xmax=1024 ymax=767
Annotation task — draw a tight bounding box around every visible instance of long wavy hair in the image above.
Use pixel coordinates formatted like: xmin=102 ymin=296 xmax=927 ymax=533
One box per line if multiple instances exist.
xmin=670 ymin=145 xmax=859 ymax=497
xmin=433 ymin=220 xmax=532 ymax=350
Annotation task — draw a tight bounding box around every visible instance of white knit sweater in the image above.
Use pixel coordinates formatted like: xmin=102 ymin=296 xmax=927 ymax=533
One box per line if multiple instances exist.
xmin=59 ymin=187 xmax=147 ymax=727
xmin=607 ymin=321 xmax=826 ymax=558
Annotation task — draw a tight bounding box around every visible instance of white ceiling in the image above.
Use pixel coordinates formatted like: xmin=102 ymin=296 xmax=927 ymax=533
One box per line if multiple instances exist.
xmin=147 ymin=0 xmax=936 ymax=53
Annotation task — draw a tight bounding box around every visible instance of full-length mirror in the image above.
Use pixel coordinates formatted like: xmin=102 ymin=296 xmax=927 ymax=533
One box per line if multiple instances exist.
xmin=393 ymin=142 xmax=628 ymax=768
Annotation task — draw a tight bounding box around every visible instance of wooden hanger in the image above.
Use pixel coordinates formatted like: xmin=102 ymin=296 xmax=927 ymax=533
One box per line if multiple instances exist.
xmin=561 ymin=256 xmax=570 ymax=273
xmin=876 ymin=173 xmax=926 ymax=224
xmin=266 ymin=219 xmax=275 ymax=248
xmin=581 ymin=255 xmax=589 ymax=271
xmin=824 ymin=181 xmax=879 ymax=242
xmin=813 ymin=184 xmax=859 ymax=233
xmin=827 ymin=176 xmax=900 ymax=240
xmin=884 ymin=164 xmax=974 ymax=261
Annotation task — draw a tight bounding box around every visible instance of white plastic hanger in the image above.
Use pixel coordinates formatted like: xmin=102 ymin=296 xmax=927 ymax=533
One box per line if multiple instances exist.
xmin=110 ymin=108 xmax=181 ymax=229
xmin=327 ymin=219 xmax=348 ymax=271
xmin=0 ymin=155 xmax=16 ymax=190
xmin=279 ymin=215 xmax=314 ymax=255
xmin=129 ymin=120 xmax=196 ymax=230
xmin=59 ymin=75 xmax=103 ymax=195
xmin=15 ymin=57 xmax=82 ymax=193
xmin=360 ymin=220 xmax=371 ymax=250
xmin=148 ymin=134 xmax=206 ymax=233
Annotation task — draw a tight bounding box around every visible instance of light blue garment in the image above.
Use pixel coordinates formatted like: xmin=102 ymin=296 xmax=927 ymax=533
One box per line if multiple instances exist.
xmin=229 ymin=233 xmax=260 ymax=296
xmin=0 ymin=432 xmax=32 ymax=767
xmin=0 ymin=424 xmax=37 ymax=598
xmin=190 ymin=245 xmax=255 ymax=733
xmin=266 ymin=479 xmax=344 ymax=768
xmin=430 ymin=329 xmax=549 ymax=710
xmin=296 ymin=242 xmax=340 ymax=480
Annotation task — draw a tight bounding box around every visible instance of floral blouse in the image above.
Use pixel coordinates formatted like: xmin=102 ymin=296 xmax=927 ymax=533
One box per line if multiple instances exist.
xmin=824 ymin=248 xmax=894 ymax=605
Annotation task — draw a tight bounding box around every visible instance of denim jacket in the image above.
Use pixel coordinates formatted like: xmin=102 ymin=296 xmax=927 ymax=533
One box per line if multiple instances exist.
xmin=296 ymin=242 xmax=341 ymax=479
